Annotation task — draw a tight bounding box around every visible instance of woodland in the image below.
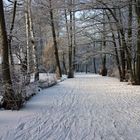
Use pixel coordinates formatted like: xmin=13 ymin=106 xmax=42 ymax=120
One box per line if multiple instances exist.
xmin=0 ymin=0 xmax=140 ymax=110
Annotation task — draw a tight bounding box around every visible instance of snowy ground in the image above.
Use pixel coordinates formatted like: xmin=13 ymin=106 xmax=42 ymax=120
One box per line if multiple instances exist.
xmin=1 ymin=74 xmax=140 ymax=140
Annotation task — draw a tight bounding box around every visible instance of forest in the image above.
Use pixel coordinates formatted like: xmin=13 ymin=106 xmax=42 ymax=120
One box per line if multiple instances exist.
xmin=0 ymin=0 xmax=140 ymax=110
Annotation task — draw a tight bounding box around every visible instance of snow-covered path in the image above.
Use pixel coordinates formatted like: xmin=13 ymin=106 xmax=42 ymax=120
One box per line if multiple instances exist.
xmin=1 ymin=74 xmax=140 ymax=140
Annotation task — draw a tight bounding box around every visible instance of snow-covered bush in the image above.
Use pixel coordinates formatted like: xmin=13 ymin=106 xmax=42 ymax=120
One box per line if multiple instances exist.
xmin=108 ymin=68 xmax=119 ymax=78
xmin=38 ymin=73 xmax=57 ymax=89
xmin=0 ymin=96 xmax=3 ymax=107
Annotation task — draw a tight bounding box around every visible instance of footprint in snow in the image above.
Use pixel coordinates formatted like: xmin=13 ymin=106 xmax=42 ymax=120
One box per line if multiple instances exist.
xmin=16 ymin=123 xmax=25 ymax=131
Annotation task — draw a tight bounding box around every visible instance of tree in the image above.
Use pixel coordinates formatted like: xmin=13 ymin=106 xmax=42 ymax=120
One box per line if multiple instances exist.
xmin=8 ymin=0 xmax=17 ymax=66
xmin=49 ymin=0 xmax=62 ymax=78
xmin=24 ymin=0 xmax=40 ymax=82
xmin=67 ymin=0 xmax=74 ymax=78
xmin=100 ymin=10 xmax=107 ymax=76
xmin=28 ymin=0 xmax=39 ymax=81
xmin=0 ymin=0 xmax=14 ymax=109
xmin=135 ymin=0 xmax=140 ymax=84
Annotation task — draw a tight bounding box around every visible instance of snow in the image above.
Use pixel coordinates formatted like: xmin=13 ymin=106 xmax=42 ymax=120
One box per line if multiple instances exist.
xmin=24 ymin=73 xmax=58 ymax=99
xmin=30 ymin=73 xmax=57 ymax=83
xmin=1 ymin=74 xmax=140 ymax=140
xmin=0 ymin=96 xmax=3 ymax=105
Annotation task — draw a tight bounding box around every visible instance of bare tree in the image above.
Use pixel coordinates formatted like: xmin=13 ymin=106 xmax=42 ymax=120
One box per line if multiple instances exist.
xmin=28 ymin=0 xmax=39 ymax=81
xmin=49 ymin=0 xmax=62 ymax=79
xmin=68 ymin=0 xmax=74 ymax=78
xmin=135 ymin=0 xmax=140 ymax=84
xmin=0 ymin=0 xmax=14 ymax=109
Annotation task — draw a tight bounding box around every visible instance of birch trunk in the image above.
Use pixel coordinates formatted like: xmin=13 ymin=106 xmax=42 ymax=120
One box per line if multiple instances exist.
xmin=28 ymin=0 xmax=39 ymax=81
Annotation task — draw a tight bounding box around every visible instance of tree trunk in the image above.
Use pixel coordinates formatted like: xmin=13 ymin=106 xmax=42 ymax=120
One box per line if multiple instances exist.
xmin=120 ymin=29 xmax=134 ymax=82
xmin=104 ymin=5 xmax=134 ymax=82
xmin=9 ymin=0 xmax=17 ymax=66
xmin=135 ymin=0 xmax=140 ymax=84
xmin=105 ymin=10 xmax=122 ymax=81
xmin=0 ymin=0 xmax=14 ymax=109
xmin=62 ymin=52 xmax=67 ymax=75
xmin=112 ymin=32 xmax=123 ymax=80
xmin=64 ymin=9 xmax=70 ymax=47
xmin=49 ymin=0 xmax=62 ymax=79
xmin=101 ymin=55 xmax=107 ymax=76
xmin=28 ymin=0 xmax=39 ymax=81
xmin=93 ymin=57 xmax=97 ymax=74
xmin=73 ymin=0 xmax=76 ymax=71
xmin=68 ymin=0 xmax=74 ymax=78
xmin=117 ymin=31 xmax=126 ymax=81
xmin=101 ymin=10 xmax=107 ymax=76
xmin=24 ymin=0 xmax=30 ymax=84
